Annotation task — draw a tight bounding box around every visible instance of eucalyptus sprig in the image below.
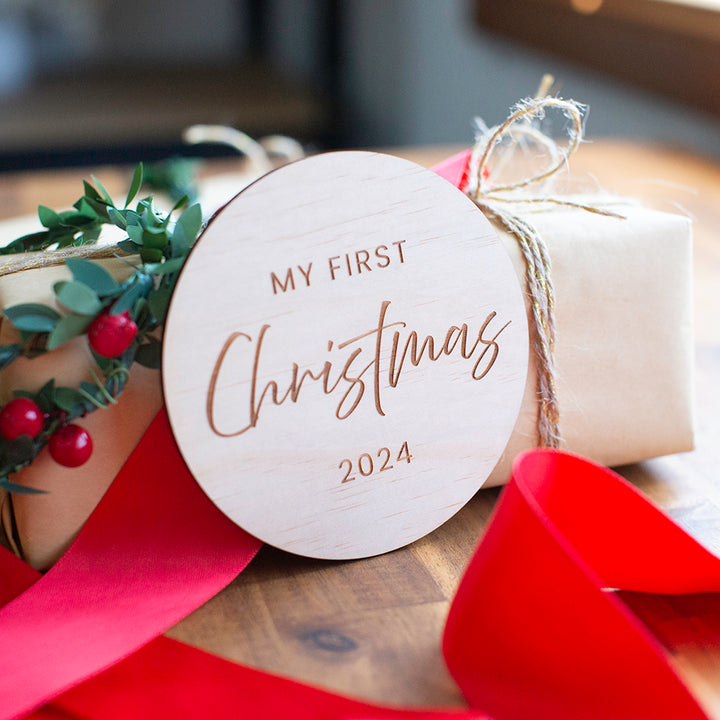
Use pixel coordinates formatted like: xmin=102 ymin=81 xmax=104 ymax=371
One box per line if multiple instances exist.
xmin=0 ymin=164 xmax=203 ymax=494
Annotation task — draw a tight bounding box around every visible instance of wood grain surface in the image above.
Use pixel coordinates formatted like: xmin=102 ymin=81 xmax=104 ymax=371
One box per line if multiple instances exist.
xmin=1 ymin=140 xmax=719 ymax=713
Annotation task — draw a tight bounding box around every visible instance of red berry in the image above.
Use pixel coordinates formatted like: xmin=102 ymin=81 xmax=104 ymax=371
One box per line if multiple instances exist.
xmin=87 ymin=310 xmax=138 ymax=358
xmin=48 ymin=424 xmax=93 ymax=468
xmin=0 ymin=398 xmax=44 ymax=440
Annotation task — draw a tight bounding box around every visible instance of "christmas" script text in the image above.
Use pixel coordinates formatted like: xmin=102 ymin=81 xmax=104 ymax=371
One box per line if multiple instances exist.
xmin=206 ymin=301 xmax=511 ymax=437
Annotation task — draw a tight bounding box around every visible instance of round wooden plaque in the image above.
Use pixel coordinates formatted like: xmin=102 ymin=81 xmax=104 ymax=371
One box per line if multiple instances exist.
xmin=163 ymin=151 xmax=528 ymax=559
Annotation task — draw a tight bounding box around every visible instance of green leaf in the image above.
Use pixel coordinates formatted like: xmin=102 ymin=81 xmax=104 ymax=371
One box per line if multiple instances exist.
xmin=54 ymin=386 xmax=88 ymax=414
xmin=0 ymin=477 xmax=46 ymax=495
xmin=47 ymin=313 xmax=93 ymax=350
xmin=170 ymin=194 xmax=190 ymax=214
xmin=116 ymin=239 xmax=140 ymax=255
xmin=54 ymin=281 xmax=102 ymax=315
xmin=57 ymin=210 xmax=91 ymax=228
xmin=132 ymin=297 xmax=151 ymax=327
xmin=179 ymin=202 xmax=202 ymax=235
xmin=148 ymin=285 xmax=172 ymax=323
xmin=118 ymin=345 xmax=135 ymax=367
xmin=78 ymin=380 xmax=108 ymax=409
xmin=126 ymin=224 xmax=144 ymax=246
xmin=12 ymin=390 xmax=36 ymax=400
xmin=135 ymin=338 xmax=162 ymax=369
xmin=38 ymin=205 xmax=61 ymax=229
xmin=79 ymin=381 xmax=99 ymax=395
xmin=83 ymin=180 xmax=103 ymax=203
xmin=3 ymin=303 xmax=60 ymax=333
xmin=0 ymin=344 xmax=22 ymax=370
xmin=142 ymin=227 xmax=169 ymax=250
xmin=91 ymin=351 xmax=114 ymax=374
xmin=171 ymin=223 xmax=189 ymax=258
xmin=106 ymin=371 xmax=129 ymax=398
xmin=65 ymin=257 xmax=120 ymax=296
xmin=112 ymin=275 xmax=152 ymax=314
xmin=73 ymin=197 xmax=99 ymax=217
xmin=107 ymin=206 xmax=128 ymax=230
xmin=81 ymin=226 xmax=102 ymax=245
xmin=34 ymin=379 xmax=56 ymax=414
xmin=91 ymin=174 xmax=114 ymax=205
xmin=139 ymin=248 xmax=163 ymax=263
xmin=125 ymin=163 xmax=143 ymax=208
xmin=142 ymin=257 xmax=185 ymax=276
xmin=0 ymin=231 xmax=50 ymax=256
xmin=83 ymin=196 xmax=111 ymax=219
xmin=173 ymin=203 xmax=202 ymax=254
xmin=68 ymin=208 xmax=97 ymax=223
xmin=138 ymin=202 xmax=167 ymax=232
xmin=4 ymin=434 xmax=34 ymax=464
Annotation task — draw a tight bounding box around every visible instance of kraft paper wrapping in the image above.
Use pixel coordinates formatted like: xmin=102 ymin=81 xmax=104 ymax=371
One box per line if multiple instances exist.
xmin=0 ymin=198 xmax=694 ymax=569
xmin=485 ymin=199 xmax=694 ymax=486
xmin=0 ymin=259 xmax=162 ymax=570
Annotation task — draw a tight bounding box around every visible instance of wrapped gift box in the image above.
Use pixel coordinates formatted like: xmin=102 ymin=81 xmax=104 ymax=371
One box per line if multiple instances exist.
xmin=485 ymin=198 xmax=694 ymax=486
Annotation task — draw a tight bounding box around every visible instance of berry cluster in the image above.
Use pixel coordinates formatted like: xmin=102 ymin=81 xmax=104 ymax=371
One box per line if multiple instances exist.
xmin=0 ymin=313 xmax=137 ymax=468
xmin=0 ymin=398 xmax=91 ymax=468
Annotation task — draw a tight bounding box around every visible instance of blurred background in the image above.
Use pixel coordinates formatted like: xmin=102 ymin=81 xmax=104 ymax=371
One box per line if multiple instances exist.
xmin=0 ymin=0 xmax=719 ymax=170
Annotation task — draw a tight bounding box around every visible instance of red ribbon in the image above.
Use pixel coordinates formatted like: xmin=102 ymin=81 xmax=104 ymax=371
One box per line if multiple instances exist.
xmin=0 ymin=154 xmax=717 ymax=719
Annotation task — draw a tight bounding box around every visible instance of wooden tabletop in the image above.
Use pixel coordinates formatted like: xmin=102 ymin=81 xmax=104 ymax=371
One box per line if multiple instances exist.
xmin=1 ymin=141 xmax=720 ymax=713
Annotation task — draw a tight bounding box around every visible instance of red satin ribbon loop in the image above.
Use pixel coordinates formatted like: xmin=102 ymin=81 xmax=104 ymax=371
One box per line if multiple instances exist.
xmin=444 ymin=449 xmax=714 ymax=720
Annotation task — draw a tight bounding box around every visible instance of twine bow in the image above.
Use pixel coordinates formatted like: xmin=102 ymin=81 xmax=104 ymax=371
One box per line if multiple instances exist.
xmin=466 ymin=97 xmax=624 ymax=448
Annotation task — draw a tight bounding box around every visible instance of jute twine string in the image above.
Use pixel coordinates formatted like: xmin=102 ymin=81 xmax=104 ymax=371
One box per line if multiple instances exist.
xmin=0 ymin=244 xmax=119 ymax=279
xmin=466 ymin=97 xmax=624 ymax=448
